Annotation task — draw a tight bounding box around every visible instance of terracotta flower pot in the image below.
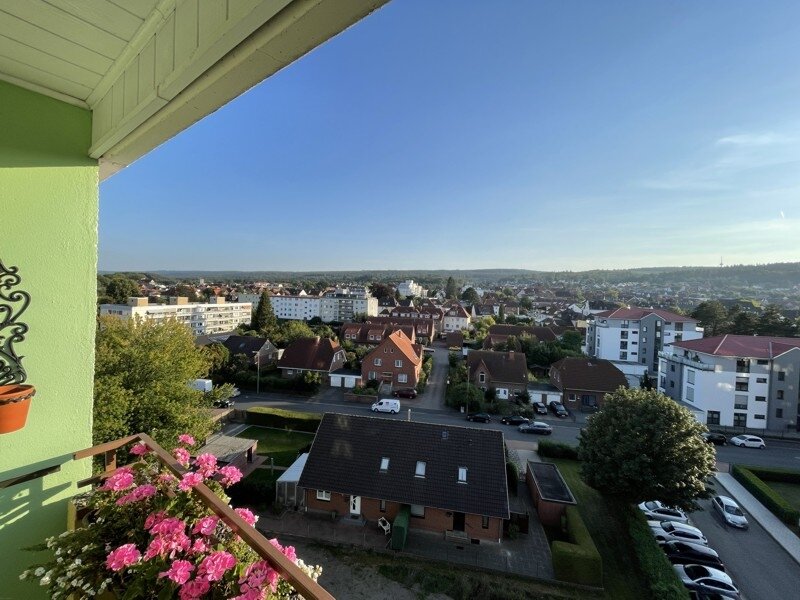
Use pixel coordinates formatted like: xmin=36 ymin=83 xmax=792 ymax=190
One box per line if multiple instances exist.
xmin=0 ymin=384 xmax=35 ymax=433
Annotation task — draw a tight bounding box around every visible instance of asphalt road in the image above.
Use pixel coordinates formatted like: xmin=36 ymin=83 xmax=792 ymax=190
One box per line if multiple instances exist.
xmin=689 ymin=481 xmax=800 ymax=600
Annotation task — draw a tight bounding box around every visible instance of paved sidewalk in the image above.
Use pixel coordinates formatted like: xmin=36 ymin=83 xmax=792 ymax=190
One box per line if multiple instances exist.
xmin=715 ymin=472 xmax=800 ymax=567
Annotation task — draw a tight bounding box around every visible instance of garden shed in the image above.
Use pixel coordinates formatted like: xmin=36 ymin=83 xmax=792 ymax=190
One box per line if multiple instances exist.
xmin=276 ymin=453 xmax=309 ymax=508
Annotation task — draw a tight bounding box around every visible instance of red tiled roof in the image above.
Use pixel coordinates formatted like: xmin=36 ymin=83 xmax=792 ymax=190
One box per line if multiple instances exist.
xmin=278 ymin=337 xmax=343 ymax=371
xmin=671 ymin=335 xmax=800 ymax=359
xmin=594 ymin=307 xmax=698 ymax=323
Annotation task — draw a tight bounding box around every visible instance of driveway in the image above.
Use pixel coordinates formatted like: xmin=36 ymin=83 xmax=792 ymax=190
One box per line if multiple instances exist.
xmin=415 ymin=341 xmax=449 ymax=409
xmin=689 ymin=479 xmax=800 ymax=600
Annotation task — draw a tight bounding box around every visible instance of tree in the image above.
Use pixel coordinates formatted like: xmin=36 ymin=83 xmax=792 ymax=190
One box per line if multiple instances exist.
xmin=272 ymin=320 xmax=315 ymax=347
xmin=369 ymin=283 xmax=394 ymax=300
xmin=252 ymin=291 xmax=277 ymax=335
xmin=445 ymin=277 xmax=458 ymax=299
xmin=461 ymin=287 xmax=480 ymax=305
xmin=202 ymin=342 xmax=230 ymax=376
xmin=640 ymin=372 xmax=654 ymax=390
xmin=578 ymin=388 xmax=716 ymax=510
xmin=691 ymin=301 xmax=729 ymax=336
xmin=730 ymin=311 xmax=758 ymax=335
xmin=757 ymin=305 xmax=791 ymax=337
xmin=560 ymin=330 xmax=583 ymax=352
xmin=104 ymin=277 xmax=140 ymax=304
xmin=94 ymin=316 xmax=216 ymax=449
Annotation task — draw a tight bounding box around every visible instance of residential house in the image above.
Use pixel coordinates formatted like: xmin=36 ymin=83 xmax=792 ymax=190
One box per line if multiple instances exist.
xmin=585 ymin=307 xmax=704 ymax=377
xmin=340 ymin=322 xmax=417 ymax=346
xmin=298 ymin=414 xmax=509 ymax=542
xmin=481 ymin=324 xmax=562 ymax=349
xmin=443 ymin=304 xmax=471 ymax=333
xmin=277 ymin=337 xmax=346 ymax=380
xmin=219 ymin=335 xmax=279 ymax=367
xmin=659 ymin=335 xmax=800 ymax=431
xmin=363 ymin=316 xmax=434 ymax=344
xmin=362 ymin=330 xmax=422 ymax=388
xmin=466 ymin=350 xmax=528 ymax=399
xmin=549 ymin=358 xmax=628 ymax=412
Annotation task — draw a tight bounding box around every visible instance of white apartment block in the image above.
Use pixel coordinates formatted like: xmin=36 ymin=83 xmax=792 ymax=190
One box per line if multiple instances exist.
xmin=397 ymin=279 xmax=427 ymax=298
xmin=659 ymin=335 xmax=800 ymax=432
xmin=266 ymin=292 xmax=378 ymax=323
xmin=585 ymin=307 xmax=703 ymax=377
xmin=270 ymin=294 xmax=321 ymax=321
xmin=99 ymin=297 xmax=251 ymax=336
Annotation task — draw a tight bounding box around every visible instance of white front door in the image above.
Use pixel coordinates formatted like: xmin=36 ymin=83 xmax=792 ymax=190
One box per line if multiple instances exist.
xmin=350 ymin=495 xmax=361 ymax=517
xmin=497 ymin=388 xmax=509 ymax=400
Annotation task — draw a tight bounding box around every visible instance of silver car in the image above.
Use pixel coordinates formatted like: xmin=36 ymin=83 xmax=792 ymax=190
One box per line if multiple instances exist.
xmin=649 ymin=520 xmax=708 ymax=545
xmin=638 ymin=500 xmax=689 ymax=524
xmin=711 ymin=495 xmax=748 ymax=529
xmin=673 ymin=564 xmax=739 ymax=597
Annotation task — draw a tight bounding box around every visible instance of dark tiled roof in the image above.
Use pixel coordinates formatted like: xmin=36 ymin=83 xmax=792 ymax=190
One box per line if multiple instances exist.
xmin=486 ymin=324 xmax=559 ymax=342
xmin=278 ymin=337 xmax=343 ymax=371
xmin=220 ymin=335 xmax=275 ymax=357
xmin=671 ymin=334 xmax=800 ymax=359
xmin=549 ymin=358 xmax=628 ymax=393
xmin=594 ymin=307 xmax=698 ymax=323
xmin=527 ymin=462 xmax=576 ymax=505
xmin=298 ymin=414 xmax=509 ymax=518
xmin=467 ymin=350 xmax=528 ymax=384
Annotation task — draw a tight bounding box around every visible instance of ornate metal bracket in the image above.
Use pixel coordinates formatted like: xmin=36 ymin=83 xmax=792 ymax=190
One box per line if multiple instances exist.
xmin=0 ymin=260 xmax=31 ymax=386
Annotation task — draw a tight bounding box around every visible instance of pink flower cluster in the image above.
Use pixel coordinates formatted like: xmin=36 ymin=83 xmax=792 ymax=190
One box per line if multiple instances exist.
xmin=178 ymin=434 xmax=196 ymax=446
xmin=179 ymin=472 xmax=204 ymax=492
xmin=233 ymin=560 xmax=279 ymax=600
xmin=219 ymin=465 xmax=243 ymax=486
xmin=100 ymin=466 xmax=135 ymax=492
xmin=194 ymin=453 xmax=218 ymax=478
xmin=130 ymin=442 xmax=151 ymax=456
xmin=145 ymin=517 xmax=191 ymax=560
xmin=173 ymin=447 xmax=191 ymax=468
xmin=106 ymin=544 xmax=141 ymax=571
xmin=116 ymin=484 xmax=157 ymax=506
xmin=192 ymin=515 xmax=219 ymax=536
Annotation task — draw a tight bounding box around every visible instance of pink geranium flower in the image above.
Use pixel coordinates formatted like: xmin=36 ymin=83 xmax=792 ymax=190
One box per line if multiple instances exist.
xmin=178 ymin=434 xmax=196 ymax=446
xmin=190 ymin=538 xmax=209 ymax=555
xmin=101 ymin=467 xmax=135 ymax=492
xmin=106 ymin=543 xmax=141 ymax=572
xmin=159 ymin=559 xmax=194 ymax=585
xmin=173 ymin=447 xmax=191 ymax=467
xmin=238 ymin=560 xmax=279 ymax=594
xmin=235 ymin=507 xmax=257 ymax=527
xmin=193 ymin=453 xmax=218 ymax=477
xmin=145 ymin=510 xmax=167 ymax=531
xmin=192 ymin=515 xmax=219 ymax=536
xmin=197 ymin=551 xmax=236 ymax=581
xmin=130 ymin=442 xmax=151 ymax=456
xmin=179 ymin=472 xmax=204 ymax=492
xmin=116 ymin=484 xmax=158 ymax=506
xmin=178 ymin=577 xmax=210 ymax=600
xmin=219 ymin=465 xmax=243 ymax=486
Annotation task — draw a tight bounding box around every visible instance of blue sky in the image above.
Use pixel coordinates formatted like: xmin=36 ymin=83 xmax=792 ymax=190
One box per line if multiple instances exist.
xmin=100 ymin=0 xmax=800 ymax=272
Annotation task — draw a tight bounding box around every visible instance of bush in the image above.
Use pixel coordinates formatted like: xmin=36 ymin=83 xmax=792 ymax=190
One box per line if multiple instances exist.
xmin=537 ymin=440 xmax=579 ymax=460
xmin=226 ymin=470 xmax=276 ymax=511
xmin=551 ymin=506 xmax=602 ymax=587
xmin=506 ymin=461 xmax=519 ymax=495
xmin=732 ymin=465 xmax=800 ymax=525
xmin=624 ymin=507 xmax=689 ymax=599
xmin=246 ymin=407 xmax=321 ymax=433
xmin=747 ymin=465 xmax=800 ymax=484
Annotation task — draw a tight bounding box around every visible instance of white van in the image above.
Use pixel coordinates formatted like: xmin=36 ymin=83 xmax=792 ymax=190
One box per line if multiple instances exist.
xmin=371 ymin=399 xmax=400 ymax=414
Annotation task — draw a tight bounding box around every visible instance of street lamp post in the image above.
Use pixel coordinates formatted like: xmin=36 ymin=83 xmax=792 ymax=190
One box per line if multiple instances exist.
xmin=255 ymin=350 xmax=261 ymax=395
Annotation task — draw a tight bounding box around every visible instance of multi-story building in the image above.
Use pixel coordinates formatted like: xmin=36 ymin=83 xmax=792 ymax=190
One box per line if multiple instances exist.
xmin=319 ymin=291 xmax=378 ymax=323
xmin=397 ymin=279 xmax=427 ymax=298
xmin=443 ymin=304 xmax=471 ymax=332
xmin=362 ymin=330 xmax=423 ymax=388
xmin=585 ymin=307 xmax=703 ymax=377
xmin=99 ymin=296 xmax=251 ymax=336
xmin=270 ymin=293 xmax=322 ymax=321
xmin=659 ymin=335 xmax=800 ymax=432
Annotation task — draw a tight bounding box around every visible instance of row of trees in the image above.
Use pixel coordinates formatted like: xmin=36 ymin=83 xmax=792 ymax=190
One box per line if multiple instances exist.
xmin=691 ymin=301 xmax=798 ymax=337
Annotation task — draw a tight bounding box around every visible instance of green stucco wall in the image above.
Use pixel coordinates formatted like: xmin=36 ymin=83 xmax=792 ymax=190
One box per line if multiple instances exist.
xmin=0 ymin=80 xmax=98 ymax=598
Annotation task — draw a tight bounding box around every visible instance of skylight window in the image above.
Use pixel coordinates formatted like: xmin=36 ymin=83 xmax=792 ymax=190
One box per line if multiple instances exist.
xmin=380 ymin=457 xmax=389 ymax=472
xmin=458 ymin=467 xmax=467 ymax=483
xmin=415 ymin=461 xmax=426 ymax=478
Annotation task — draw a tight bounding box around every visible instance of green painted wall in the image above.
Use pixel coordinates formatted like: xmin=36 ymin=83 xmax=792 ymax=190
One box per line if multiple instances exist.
xmin=0 ymin=80 xmax=98 ymax=598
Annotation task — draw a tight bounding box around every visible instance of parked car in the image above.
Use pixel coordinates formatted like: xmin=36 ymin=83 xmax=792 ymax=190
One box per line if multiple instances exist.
xmin=673 ymin=564 xmax=739 ymax=598
xmin=213 ymin=398 xmax=234 ymax=408
xmin=518 ymin=422 xmax=553 ymax=435
xmin=423 ymin=347 xmax=435 ymax=354
xmin=466 ymin=412 xmax=492 ymax=423
xmin=532 ymin=401 xmax=548 ymax=415
xmin=230 ymin=387 xmax=241 ymax=397
xmin=730 ymin=435 xmax=765 ymax=449
xmin=638 ymin=500 xmax=690 ymax=524
xmin=702 ymin=432 xmax=727 ymax=446
xmin=371 ymin=399 xmax=400 ymax=414
xmin=501 ymin=415 xmax=529 ymax=425
xmin=548 ymin=401 xmax=569 ymax=418
xmin=662 ymin=541 xmax=725 ymax=571
xmin=711 ymin=496 xmax=748 ymax=529
xmin=649 ymin=521 xmax=708 ymax=545
xmin=392 ymin=388 xmax=418 ymax=399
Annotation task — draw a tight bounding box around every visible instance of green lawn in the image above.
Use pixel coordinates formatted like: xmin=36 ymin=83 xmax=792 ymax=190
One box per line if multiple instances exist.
xmin=237 ymin=426 xmax=314 ymax=467
xmin=765 ymin=481 xmax=800 ymax=513
xmin=547 ymin=459 xmax=650 ymax=600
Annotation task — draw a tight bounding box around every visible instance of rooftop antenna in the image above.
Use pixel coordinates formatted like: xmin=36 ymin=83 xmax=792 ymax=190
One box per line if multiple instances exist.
xmin=719 ymin=257 xmax=723 ymax=268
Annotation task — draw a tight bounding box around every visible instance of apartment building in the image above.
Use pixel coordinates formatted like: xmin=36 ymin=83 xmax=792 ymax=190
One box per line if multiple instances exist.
xmin=99 ymin=296 xmax=251 ymax=335
xmin=585 ymin=307 xmax=703 ymax=377
xmin=397 ymin=279 xmax=427 ymax=298
xmin=319 ymin=291 xmax=378 ymax=322
xmin=659 ymin=335 xmax=800 ymax=432
xmin=270 ymin=294 xmax=322 ymax=321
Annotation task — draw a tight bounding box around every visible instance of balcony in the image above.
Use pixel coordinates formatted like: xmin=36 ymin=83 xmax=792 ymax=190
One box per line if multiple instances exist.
xmin=3 ymin=433 xmax=332 ymax=600
xmin=657 ymin=351 xmax=715 ymax=371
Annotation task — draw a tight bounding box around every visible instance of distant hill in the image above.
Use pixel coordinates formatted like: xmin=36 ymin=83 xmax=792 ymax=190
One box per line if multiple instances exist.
xmin=100 ymin=262 xmax=800 ymax=288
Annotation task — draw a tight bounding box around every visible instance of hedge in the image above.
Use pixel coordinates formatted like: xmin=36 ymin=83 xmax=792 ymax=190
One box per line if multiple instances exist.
xmin=732 ymin=464 xmax=800 ymax=525
xmin=551 ymin=506 xmax=603 ymax=587
xmin=624 ymin=507 xmax=690 ymax=599
xmin=537 ymin=440 xmax=579 ymax=460
xmin=746 ymin=465 xmax=800 ymax=484
xmin=245 ymin=407 xmax=321 ymax=433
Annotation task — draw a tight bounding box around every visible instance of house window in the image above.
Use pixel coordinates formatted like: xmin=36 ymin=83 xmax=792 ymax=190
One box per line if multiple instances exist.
xmin=778 ymin=390 xmax=785 ymax=400
xmin=374 ymin=358 xmax=382 ymax=366
xmin=670 ymin=381 xmax=674 ymax=388
xmin=368 ymin=371 xmax=377 ymax=380
xmin=481 ymin=516 xmax=489 ymax=529
xmin=776 ymin=408 xmax=784 ymax=419
xmin=670 ymin=364 xmax=675 ymax=372
xmin=286 ymin=370 xmax=293 ymax=375
xmin=757 ymin=377 xmax=767 ymax=383
xmin=755 ymin=396 xmax=766 ymax=402
xmin=479 ymin=373 xmax=485 ymax=383
xmin=734 ymin=395 xmax=748 ymax=410
xmin=410 ymin=505 xmax=425 ymax=518
xmin=395 ymin=360 xmax=402 ymax=368
xmin=316 ymin=490 xmax=331 ymax=501
xmin=706 ymin=411 xmax=720 ymax=425
xmin=397 ymin=373 xmax=408 ymax=383
xmin=380 ymin=457 xmax=389 ymax=472
xmin=619 ymin=352 xmax=627 ymax=360
xmin=458 ymin=467 xmax=467 ymax=483
xmin=754 ymin=414 xmax=765 ymax=420
xmin=733 ymin=413 xmax=747 ymax=427
xmin=568 ymin=393 xmax=576 ymax=401
xmin=687 ymin=370 xmax=695 ymax=385
xmin=415 ymin=461 xmax=426 ymax=478
xmin=735 ymin=382 xmax=748 ymax=392
xmin=757 ymin=359 xmax=768 ymax=365
xmin=778 ymin=371 xmax=786 ymax=381
xmin=686 ymin=387 xmax=694 ymax=402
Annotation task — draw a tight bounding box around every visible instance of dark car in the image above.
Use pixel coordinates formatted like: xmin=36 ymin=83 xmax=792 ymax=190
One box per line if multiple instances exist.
xmin=392 ymin=388 xmax=418 ymax=399
xmin=466 ymin=413 xmax=492 ymax=423
xmin=213 ymin=398 xmax=234 ymax=408
xmin=519 ymin=422 xmax=553 ymax=435
xmin=501 ymin=415 xmax=529 ymax=425
xmin=549 ymin=401 xmax=569 ymax=418
xmin=532 ymin=401 xmax=548 ymax=415
xmin=702 ymin=432 xmax=727 ymax=446
xmin=662 ymin=541 xmax=725 ymax=572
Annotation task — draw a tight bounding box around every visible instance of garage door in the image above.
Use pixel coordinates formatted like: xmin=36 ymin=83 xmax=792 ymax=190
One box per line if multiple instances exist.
xmin=330 ymin=375 xmax=342 ymax=387
xmin=344 ymin=376 xmax=356 ymax=388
